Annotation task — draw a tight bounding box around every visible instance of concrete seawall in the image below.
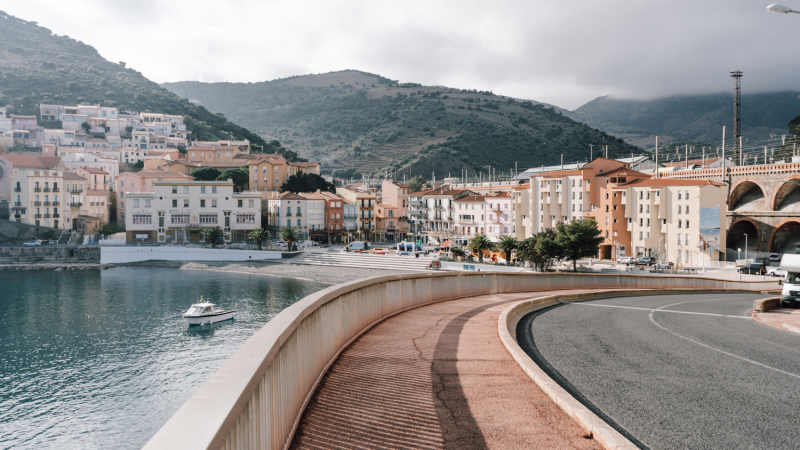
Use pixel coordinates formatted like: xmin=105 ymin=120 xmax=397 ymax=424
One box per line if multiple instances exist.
xmin=0 ymin=246 xmax=100 ymax=263
xmin=100 ymin=246 xmax=286 ymax=264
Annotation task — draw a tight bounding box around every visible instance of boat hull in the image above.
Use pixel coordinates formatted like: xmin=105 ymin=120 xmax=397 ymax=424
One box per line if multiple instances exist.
xmin=184 ymin=311 xmax=235 ymax=326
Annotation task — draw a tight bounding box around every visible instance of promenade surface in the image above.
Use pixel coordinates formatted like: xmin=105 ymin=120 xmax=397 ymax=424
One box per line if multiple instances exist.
xmin=754 ymin=306 xmax=800 ymax=334
xmin=290 ymin=291 xmax=601 ymax=450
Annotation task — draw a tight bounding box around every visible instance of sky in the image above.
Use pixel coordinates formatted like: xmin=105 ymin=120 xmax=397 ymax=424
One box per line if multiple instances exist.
xmin=1 ymin=0 xmax=798 ymax=110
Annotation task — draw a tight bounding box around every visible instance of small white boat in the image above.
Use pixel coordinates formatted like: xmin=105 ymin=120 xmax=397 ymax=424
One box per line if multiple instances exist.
xmin=183 ymin=297 xmax=236 ymax=326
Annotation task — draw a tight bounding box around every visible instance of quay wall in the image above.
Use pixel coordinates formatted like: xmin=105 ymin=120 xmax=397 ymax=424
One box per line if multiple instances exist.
xmin=142 ymin=272 xmax=778 ymax=450
xmin=0 ymin=246 xmax=100 ymax=263
xmin=100 ymin=246 xmax=285 ymax=264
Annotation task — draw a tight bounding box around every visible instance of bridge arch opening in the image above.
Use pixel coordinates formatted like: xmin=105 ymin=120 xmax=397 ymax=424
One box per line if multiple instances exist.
xmin=772 ymin=179 xmax=800 ymax=212
xmin=730 ymin=180 xmax=766 ymax=212
xmin=727 ymin=219 xmax=759 ymax=254
xmin=769 ymin=220 xmax=800 ymax=253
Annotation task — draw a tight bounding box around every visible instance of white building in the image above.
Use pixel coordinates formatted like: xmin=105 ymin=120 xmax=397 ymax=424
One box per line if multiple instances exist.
xmin=123 ymin=179 xmax=261 ymax=243
xmin=62 ymin=153 xmax=119 ymax=186
xmin=483 ymin=192 xmax=513 ymax=242
xmin=267 ymin=192 xmax=307 ymax=238
xmin=453 ymin=194 xmax=485 ymax=244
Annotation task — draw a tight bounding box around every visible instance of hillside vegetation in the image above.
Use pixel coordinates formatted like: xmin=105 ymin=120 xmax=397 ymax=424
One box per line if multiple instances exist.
xmin=568 ymin=92 xmax=800 ymax=149
xmin=163 ymin=71 xmax=642 ymax=178
xmin=0 ymin=11 xmax=302 ymax=161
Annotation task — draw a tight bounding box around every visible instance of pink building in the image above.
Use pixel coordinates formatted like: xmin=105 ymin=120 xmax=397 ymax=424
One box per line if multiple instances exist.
xmin=115 ymin=169 xmax=194 ymax=223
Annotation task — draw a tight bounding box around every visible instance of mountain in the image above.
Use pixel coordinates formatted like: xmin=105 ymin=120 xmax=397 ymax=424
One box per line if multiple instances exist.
xmin=0 ymin=11 xmax=303 ymax=160
xmin=163 ymin=71 xmax=642 ymax=179
xmin=567 ymin=92 xmax=800 ymax=149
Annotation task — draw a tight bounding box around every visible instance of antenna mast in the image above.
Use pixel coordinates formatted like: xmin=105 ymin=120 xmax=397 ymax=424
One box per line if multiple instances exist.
xmin=731 ymin=70 xmax=743 ymax=165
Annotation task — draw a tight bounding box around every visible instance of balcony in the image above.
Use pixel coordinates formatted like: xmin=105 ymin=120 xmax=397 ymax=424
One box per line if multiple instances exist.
xmin=43 ymin=187 xmax=51 ymax=192
xmin=409 ymin=210 xmax=423 ymax=216
xmin=433 ymin=205 xmax=443 ymax=210
xmin=34 ymin=214 xmax=42 ymax=219
xmin=14 ymin=187 xmax=21 ymax=192
xmin=71 ymin=202 xmax=82 ymax=208
xmin=70 ymin=189 xmax=83 ymax=194
xmin=53 ymin=214 xmax=60 ymax=218
xmin=654 ymin=196 xmax=660 ymax=205
xmin=34 ymin=187 xmax=41 ymax=192
xmin=408 ymin=200 xmax=422 ymax=206
xmin=44 ymin=214 xmax=51 ymax=218
xmin=296 ymin=212 xmax=302 ymax=217
xmin=661 ymin=223 xmax=666 ymax=234
xmin=627 ymin=222 xmax=632 ymax=232
xmin=33 ymin=201 xmax=42 ymax=206
xmin=52 ymin=187 xmax=59 ymax=192
xmin=14 ymin=202 xmax=22 ymax=207
xmin=52 ymin=200 xmax=59 ymax=206
xmin=13 ymin=215 xmax=21 ymax=219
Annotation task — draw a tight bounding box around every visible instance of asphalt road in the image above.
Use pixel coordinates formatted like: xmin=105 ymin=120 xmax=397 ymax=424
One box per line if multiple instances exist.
xmin=520 ymin=293 xmax=800 ymax=450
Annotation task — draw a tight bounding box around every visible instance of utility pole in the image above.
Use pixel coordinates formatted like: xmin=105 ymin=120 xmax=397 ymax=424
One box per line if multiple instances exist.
xmin=561 ymin=154 xmax=563 ymax=171
xmin=655 ymin=136 xmax=659 ymax=179
xmin=739 ymin=136 xmax=744 ymax=166
xmin=731 ymin=70 xmax=743 ymax=164
xmin=590 ymin=144 xmax=594 ymax=160
xmin=685 ymin=144 xmax=688 ymax=169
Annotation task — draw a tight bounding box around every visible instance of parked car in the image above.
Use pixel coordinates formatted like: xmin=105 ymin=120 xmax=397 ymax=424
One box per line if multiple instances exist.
xmin=768 ymin=267 xmax=786 ymax=277
xmin=655 ymin=261 xmax=674 ymax=269
xmin=275 ymin=240 xmax=289 ymax=249
xmin=738 ymin=263 xmax=767 ymax=275
xmin=770 ymin=253 xmax=781 ymax=262
xmin=635 ymin=257 xmax=654 ymax=266
xmin=618 ymin=257 xmax=635 ymax=265
xmin=22 ymin=240 xmax=41 ymax=247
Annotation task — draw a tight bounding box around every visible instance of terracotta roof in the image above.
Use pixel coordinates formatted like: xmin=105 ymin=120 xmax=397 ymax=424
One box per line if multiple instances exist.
xmin=594 ymin=167 xmax=649 ymax=178
xmin=612 ymin=179 xmax=726 ymax=188
xmin=0 ymin=154 xmax=61 ymax=169
xmin=318 ymin=191 xmax=344 ymax=201
xmin=298 ymin=192 xmax=326 ymax=200
xmin=187 ymin=145 xmax=241 ymax=151
xmin=393 ymin=182 xmax=411 ymax=188
xmin=235 ymin=153 xmax=283 ymax=160
xmin=454 ymin=195 xmax=486 ymax=202
xmin=277 ymin=192 xmax=306 ymax=200
xmin=87 ymin=188 xmax=110 ymax=196
xmin=579 ymin=157 xmax=622 ymax=169
xmin=119 ymin=170 xmax=192 ymax=179
xmin=379 ymin=204 xmax=397 ymax=209
xmin=63 ymin=171 xmax=87 ymax=181
xmin=79 ymin=166 xmax=109 ymax=174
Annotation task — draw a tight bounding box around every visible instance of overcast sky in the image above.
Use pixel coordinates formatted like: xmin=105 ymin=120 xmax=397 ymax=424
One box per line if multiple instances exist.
xmin=1 ymin=0 xmax=798 ymax=109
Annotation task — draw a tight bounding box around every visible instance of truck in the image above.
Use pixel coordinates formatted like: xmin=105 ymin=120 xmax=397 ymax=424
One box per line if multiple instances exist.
xmin=780 ymin=254 xmax=800 ymax=307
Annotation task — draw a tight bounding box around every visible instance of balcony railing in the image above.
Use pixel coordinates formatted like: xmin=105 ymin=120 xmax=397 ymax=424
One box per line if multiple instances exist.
xmin=53 ymin=214 xmax=60 ymax=218
xmin=33 ymin=201 xmax=41 ymax=206
xmin=13 ymin=215 xmax=21 ymax=219
xmin=44 ymin=201 xmax=52 ymax=206
xmin=296 ymin=212 xmax=302 ymax=217
xmin=14 ymin=202 xmax=22 ymax=207
xmin=43 ymin=187 xmax=50 ymax=192
xmin=14 ymin=187 xmax=21 ymax=192
xmin=71 ymin=202 xmax=83 ymax=208
xmin=44 ymin=214 xmax=51 ymax=218
xmin=52 ymin=187 xmax=59 ymax=192
xmin=52 ymin=200 xmax=59 ymax=206
xmin=34 ymin=214 xmax=42 ymax=218
xmin=70 ymin=189 xmax=83 ymax=194
xmin=34 ymin=188 xmax=41 ymax=192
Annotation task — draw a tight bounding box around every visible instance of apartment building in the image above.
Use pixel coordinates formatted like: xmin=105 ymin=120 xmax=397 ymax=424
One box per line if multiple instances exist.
xmin=10 ymin=115 xmax=37 ymax=130
xmin=62 ymin=153 xmax=119 ymax=186
xmin=484 ymin=192 xmax=514 ymax=242
xmin=336 ymin=187 xmax=377 ymax=239
xmin=318 ymin=190 xmax=345 ymax=241
xmin=342 ymin=200 xmax=358 ymax=237
xmin=407 ymin=190 xmax=426 ymax=239
xmin=123 ymin=180 xmax=261 ymax=243
xmin=195 ymin=139 xmax=250 ymax=153
xmin=0 ymin=151 xmax=63 ymax=201
xmin=589 ymin=167 xmax=650 ymax=260
xmin=512 ymin=185 xmax=529 ymax=239
xmin=299 ymin=192 xmax=326 ymax=232
xmin=115 ymin=170 xmax=193 ymax=223
xmin=266 ymin=192 xmax=307 ymax=238
xmin=73 ymin=167 xmax=110 ymax=190
xmin=8 ymin=169 xmax=63 ymax=228
xmin=453 ymin=194 xmax=486 ymax=244
xmin=248 ymin=155 xmax=290 ymax=191
xmin=381 ymin=179 xmax=410 ymax=236
xmin=614 ymin=179 xmax=727 ymax=264
xmin=376 ymin=203 xmax=399 ymax=241
xmin=84 ymin=188 xmax=110 ymax=224
xmin=63 ymin=171 xmax=88 ymax=231
xmin=187 ymin=146 xmax=246 ymax=163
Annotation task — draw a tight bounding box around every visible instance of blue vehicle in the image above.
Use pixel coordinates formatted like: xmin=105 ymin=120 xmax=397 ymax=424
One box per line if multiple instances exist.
xmin=397 ymin=241 xmax=422 ymax=253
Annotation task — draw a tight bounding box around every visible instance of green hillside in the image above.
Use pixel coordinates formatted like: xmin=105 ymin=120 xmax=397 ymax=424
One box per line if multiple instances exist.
xmin=0 ymin=10 xmax=302 ymax=161
xmin=163 ymin=71 xmax=643 ymax=178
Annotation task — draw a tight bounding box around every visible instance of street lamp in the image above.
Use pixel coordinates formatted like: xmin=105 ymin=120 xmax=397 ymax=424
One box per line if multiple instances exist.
xmin=744 ymin=233 xmax=748 ymax=261
xmin=767 ymin=3 xmax=800 ymax=13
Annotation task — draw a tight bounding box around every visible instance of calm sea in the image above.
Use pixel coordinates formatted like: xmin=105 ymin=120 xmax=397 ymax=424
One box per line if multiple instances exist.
xmin=0 ymin=267 xmax=325 ymax=450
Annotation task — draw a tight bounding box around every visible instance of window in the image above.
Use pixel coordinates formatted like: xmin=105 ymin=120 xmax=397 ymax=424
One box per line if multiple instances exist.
xmin=639 ymin=192 xmax=643 ymax=200
xmin=678 ymin=205 xmax=682 ymax=214
xmin=172 ymin=186 xmax=178 ymax=194
xmin=639 ymin=218 xmax=643 ymax=226
xmin=238 ymin=199 xmax=243 ymax=207
xmin=132 ymin=214 xmax=152 ymax=224
xmin=297 ymin=219 xmax=301 ymax=227
xmin=184 ymin=199 xmax=189 ymax=207
xmin=686 ymin=220 xmax=689 ymax=228
xmin=275 ymin=167 xmax=279 ymax=174
xmin=686 ymin=249 xmax=690 ymax=262
xmin=199 ymin=214 xmax=218 ymax=224
xmin=685 ymin=190 xmax=689 ymax=200
xmin=249 ymin=199 xmax=255 ymax=208
xmin=640 ymin=231 xmax=643 ymax=241
xmin=134 ymin=199 xmax=140 ymax=207
xmin=171 ymin=214 xmax=190 ymax=224
xmin=678 ymin=234 xmax=682 ymax=245
xmin=254 ymin=167 xmax=258 ymax=174
xmin=646 ymin=192 xmax=650 ymax=200
xmin=678 ymin=220 xmax=682 ymax=228
xmin=685 ymin=234 xmax=690 ymax=246
xmin=605 ymin=205 xmax=609 ymax=212
xmin=606 ymin=192 xmax=609 ymax=200
xmin=287 ymin=219 xmax=291 ymax=227
xmin=606 ymin=217 xmax=609 ymax=225
xmin=275 ymin=178 xmax=279 ymax=185
xmin=212 ymin=186 xmax=217 ymax=194
xmin=686 ymin=206 xmax=689 ymax=214
xmin=145 ymin=199 xmax=151 ymax=208
xmin=236 ymin=214 xmax=256 ymax=223
xmin=172 ymin=199 xmax=178 ymax=208
xmin=211 ymin=199 xmax=217 ymax=208
xmin=183 ymin=186 xmax=189 ymax=194
xmin=201 ymin=186 xmax=206 ymax=193
xmin=678 ymin=191 xmax=682 ymax=200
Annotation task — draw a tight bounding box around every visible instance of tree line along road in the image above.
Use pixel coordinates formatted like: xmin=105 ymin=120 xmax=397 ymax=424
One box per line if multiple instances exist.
xmin=518 ymin=293 xmax=800 ymax=450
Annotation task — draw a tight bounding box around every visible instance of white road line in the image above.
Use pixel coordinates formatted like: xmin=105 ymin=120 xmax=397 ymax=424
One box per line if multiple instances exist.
xmin=571 ymin=302 xmax=752 ymax=319
xmin=647 ymin=300 xmax=800 ymax=380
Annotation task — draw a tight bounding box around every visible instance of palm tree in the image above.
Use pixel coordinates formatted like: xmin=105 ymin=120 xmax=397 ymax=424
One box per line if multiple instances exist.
xmin=468 ymin=234 xmax=494 ymax=263
xmin=497 ymin=236 xmax=518 ymax=264
xmin=281 ymin=226 xmax=303 ymax=251
xmin=202 ymin=226 xmax=224 ymax=248
xmin=249 ymin=228 xmax=269 ymax=250
xmin=451 ymin=247 xmax=466 ymax=258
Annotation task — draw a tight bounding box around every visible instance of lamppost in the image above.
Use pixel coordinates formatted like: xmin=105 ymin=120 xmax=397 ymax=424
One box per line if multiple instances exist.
xmin=767 ymin=3 xmax=800 ymax=14
xmin=744 ymin=233 xmax=748 ymax=261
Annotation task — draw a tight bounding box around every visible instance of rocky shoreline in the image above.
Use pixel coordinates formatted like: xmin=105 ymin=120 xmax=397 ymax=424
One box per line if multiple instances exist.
xmin=0 ymin=263 xmax=110 ymax=271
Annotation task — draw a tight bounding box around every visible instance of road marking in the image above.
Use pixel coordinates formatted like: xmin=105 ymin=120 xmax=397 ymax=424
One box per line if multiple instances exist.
xmin=648 ymin=300 xmax=800 ymax=380
xmin=570 ymin=302 xmax=752 ymax=319
xmin=783 ymin=323 xmax=800 ymax=334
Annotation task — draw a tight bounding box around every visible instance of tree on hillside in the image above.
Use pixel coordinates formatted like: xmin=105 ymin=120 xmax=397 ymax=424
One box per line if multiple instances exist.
xmin=497 ymin=236 xmax=518 ymax=264
xmin=556 ymin=218 xmax=604 ymax=272
xmin=407 ymin=175 xmax=425 ymax=193
xmin=280 ymin=172 xmax=335 ymax=194
xmin=216 ymin=168 xmax=249 ymax=191
xmin=517 ymin=229 xmax=562 ymax=272
xmin=468 ymin=234 xmax=494 ymax=263
xmin=191 ymin=167 xmax=222 ymax=181
xmin=80 ymin=122 xmax=91 ymax=133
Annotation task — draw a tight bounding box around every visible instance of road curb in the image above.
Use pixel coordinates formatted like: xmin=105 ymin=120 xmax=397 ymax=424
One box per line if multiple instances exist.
xmin=497 ymin=288 xmax=763 ymax=450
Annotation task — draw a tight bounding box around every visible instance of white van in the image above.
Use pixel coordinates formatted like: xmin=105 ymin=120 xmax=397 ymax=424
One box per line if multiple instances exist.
xmin=345 ymin=241 xmax=370 ymax=252
xmin=780 ymin=254 xmax=800 ymax=307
